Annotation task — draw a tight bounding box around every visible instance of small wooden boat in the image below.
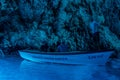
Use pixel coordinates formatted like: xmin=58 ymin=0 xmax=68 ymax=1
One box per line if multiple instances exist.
xmin=19 ymin=50 xmax=114 ymax=65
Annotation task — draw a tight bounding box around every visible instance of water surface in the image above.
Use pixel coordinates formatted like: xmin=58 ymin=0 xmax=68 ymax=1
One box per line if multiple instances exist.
xmin=0 ymin=56 xmax=120 ymax=80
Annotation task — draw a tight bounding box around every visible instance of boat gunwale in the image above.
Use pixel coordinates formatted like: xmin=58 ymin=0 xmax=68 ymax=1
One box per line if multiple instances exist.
xmin=19 ymin=49 xmax=114 ymax=55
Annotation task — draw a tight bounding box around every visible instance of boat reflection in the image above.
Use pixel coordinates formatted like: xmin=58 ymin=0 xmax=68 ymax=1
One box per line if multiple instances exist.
xmin=19 ymin=60 xmax=117 ymax=80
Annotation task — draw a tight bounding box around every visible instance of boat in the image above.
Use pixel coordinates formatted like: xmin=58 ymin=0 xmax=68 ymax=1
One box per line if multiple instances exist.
xmin=19 ymin=50 xmax=114 ymax=65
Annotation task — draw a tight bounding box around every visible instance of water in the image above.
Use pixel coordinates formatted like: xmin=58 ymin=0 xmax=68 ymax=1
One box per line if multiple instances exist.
xmin=0 ymin=55 xmax=120 ymax=80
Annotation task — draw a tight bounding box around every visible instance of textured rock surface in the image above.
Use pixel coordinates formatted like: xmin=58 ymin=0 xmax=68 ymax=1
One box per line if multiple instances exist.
xmin=0 ymin=0 xmax=120 ymax=54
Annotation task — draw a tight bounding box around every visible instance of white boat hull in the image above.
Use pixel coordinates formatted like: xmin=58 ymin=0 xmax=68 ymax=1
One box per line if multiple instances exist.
xmin=19 ymin=50 xmax=114 ymax=65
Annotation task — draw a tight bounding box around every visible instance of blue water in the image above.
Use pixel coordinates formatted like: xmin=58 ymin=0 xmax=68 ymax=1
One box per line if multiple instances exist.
xmin=0 ymin=55 xmax=120 ymax=80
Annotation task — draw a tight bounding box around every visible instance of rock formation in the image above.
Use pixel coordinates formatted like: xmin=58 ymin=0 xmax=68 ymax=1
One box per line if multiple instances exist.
xmin=0 ymin=0 xmax=120 ymax=56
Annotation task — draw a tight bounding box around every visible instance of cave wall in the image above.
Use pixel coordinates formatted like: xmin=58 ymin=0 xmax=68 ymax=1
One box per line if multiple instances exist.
xmin=0 ymin=0 xmax=120 ymax=52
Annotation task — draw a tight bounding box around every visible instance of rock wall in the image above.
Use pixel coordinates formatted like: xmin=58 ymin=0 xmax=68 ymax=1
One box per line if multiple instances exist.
xmin=0 ymin=0 xmax=120 ymax=53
